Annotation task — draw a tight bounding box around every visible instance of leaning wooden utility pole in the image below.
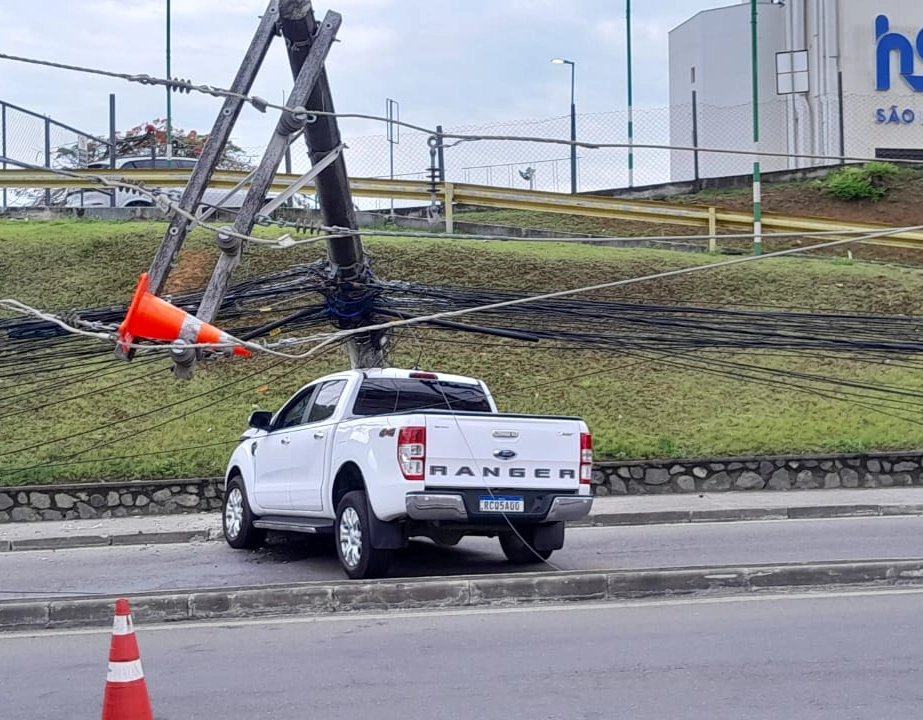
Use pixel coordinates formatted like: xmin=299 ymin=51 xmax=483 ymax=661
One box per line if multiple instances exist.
xmin=121 ymin=0 xmax=387 ymax=377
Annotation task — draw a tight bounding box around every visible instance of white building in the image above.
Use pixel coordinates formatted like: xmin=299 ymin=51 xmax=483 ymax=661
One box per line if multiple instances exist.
xmin=669 ymin=0 xmax=923 ymax=181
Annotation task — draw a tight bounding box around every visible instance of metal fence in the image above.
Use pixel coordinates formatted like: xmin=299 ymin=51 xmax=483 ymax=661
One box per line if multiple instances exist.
xmin=3 ymin=93 xmax=917 ymax=211
xmin=0 ymin=99 xmax=113 ymax=209
xmin=257 ymin=94 xmax=902 ymax=206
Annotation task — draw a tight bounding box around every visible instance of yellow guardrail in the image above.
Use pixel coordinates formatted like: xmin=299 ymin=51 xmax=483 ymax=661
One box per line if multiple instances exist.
xmin=2 ymin=168 xmax=921 ymax=249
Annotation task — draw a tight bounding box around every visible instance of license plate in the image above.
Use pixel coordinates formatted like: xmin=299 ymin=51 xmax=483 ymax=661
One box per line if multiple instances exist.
xmin=479 ymin=496 xmax=524 ymax=513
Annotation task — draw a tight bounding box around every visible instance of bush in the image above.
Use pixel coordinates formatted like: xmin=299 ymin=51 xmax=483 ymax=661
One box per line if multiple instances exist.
xmin=823 ymin=162 xmax=900 ymax=201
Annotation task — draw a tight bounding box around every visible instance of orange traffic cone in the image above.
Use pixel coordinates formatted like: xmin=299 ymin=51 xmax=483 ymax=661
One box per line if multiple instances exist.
xmin=118 ymin=272 xmax=250 ymax=356
xmin=101 ymin=598 xmax=154 ymax=720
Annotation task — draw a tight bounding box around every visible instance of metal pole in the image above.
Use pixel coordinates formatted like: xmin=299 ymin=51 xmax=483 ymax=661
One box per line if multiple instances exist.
xmin=692 ymin=89 xmax=700 ymax=190
xmin=1 ymin=102 xmax=7 ymax=209
xmin=386 ymin=97 xmax=399 ymax=216
xmin=44 ymin=117 xmax=51 ymax=206
xmin=166 ymin=0 xmax=173 ymax=166
xmin=837 ymin=70 xmax=845 ymax=161
xmin=751 ymin=0 xmax=762 ymax=256
xmin=387 ymin=99 xmax=393 ymax=180
xmin=626 ymin=0 xmax=634 ymax=188
xmin=552 ymin=58 xmax=577 ymax=193
xmin=436 ymin=124 xmax=446 ymax=181
xmin=569 ymin=61 xmax=577 ymax=194
xmin=109 ymin=93 xmax=116 ymax=207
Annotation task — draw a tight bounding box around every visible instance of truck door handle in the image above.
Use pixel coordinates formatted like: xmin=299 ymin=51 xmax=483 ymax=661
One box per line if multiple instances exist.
xmin=280 ymin=437 xmax=292 ymax=445
xmin=313 ymin=432 xmax=325 ymax=439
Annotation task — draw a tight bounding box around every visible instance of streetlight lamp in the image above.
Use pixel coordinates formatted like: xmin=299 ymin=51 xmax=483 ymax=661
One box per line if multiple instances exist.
xmin=551 ymin=58 xmax=577 ymax=194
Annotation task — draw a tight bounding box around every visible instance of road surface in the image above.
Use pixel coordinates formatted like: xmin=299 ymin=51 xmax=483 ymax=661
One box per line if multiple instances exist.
xmin=2 ymin=588 xmax=922 ymax=719
xmin=2 ymin=515 xmax=922 ymax=599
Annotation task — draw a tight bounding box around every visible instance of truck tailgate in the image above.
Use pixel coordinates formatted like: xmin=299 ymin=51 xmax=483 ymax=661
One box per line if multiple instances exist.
xmin=422 ymin=413 xmax=584 ymax=490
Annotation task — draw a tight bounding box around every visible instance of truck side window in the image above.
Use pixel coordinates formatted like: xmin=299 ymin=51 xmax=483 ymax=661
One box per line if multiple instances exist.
xmin=305 ymin=380 xmax=346 ymax=423
xmin=275 ymin=388 xmax=316 ymax=430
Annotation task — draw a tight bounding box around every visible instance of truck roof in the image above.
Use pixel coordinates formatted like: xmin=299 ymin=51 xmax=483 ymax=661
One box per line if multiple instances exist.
xmin=358 ymin=368 xmax=482 ymax=384
xmin=319 ymin=367 xmax=484 ymax=385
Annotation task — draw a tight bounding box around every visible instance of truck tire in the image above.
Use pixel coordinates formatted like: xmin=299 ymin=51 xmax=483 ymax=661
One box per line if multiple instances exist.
xmin=336 ymin=491 xmax=393 ymax=579
xmin=499 ymin=528 xmax=553 ymax=564
xmin=222 ymin=475 xmax=266 ymax=549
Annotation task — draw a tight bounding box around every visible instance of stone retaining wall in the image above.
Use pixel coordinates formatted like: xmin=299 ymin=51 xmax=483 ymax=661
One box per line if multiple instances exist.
xmin=0 ymin=478 xmax=222 ymax=523
xmin=592 ymin=452 xmax=923 ymax=495
xmin=2 ymin=451 xmax=923 ymax=522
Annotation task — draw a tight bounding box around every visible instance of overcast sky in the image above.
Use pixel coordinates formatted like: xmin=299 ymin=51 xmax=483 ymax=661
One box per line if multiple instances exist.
xmin=0 ymin=0 xmax=734 ymax=191
xmin=0 ymin=1 xmax=738 ymax=136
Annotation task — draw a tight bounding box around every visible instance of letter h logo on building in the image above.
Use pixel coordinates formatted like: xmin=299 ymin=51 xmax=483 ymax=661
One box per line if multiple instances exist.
xmin=876 ymin=15 xmax=923 ymax=91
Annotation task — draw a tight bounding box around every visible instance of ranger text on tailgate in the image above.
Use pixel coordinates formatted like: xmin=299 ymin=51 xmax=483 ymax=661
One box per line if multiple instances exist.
xmin=222 ymin=368 xmax=593 ymax=578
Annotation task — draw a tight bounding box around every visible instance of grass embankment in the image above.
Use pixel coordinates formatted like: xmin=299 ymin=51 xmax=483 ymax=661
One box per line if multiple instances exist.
xmin=3 ymin=218 xmax=923 ymax=485
xmin=458 ymin=168 xmax=923 ymax=265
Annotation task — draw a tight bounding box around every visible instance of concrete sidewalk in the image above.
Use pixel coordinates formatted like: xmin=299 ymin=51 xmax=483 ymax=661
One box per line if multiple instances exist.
xmin=2 ymin=487 xmax=922 ymax=552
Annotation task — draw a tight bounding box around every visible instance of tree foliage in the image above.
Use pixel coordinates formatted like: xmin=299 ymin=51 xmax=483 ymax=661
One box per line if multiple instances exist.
xmin=55 ymin=118 xmax=254 ymax=171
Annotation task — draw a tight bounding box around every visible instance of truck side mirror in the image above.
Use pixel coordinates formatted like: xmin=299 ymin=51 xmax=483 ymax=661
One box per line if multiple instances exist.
xmin=248 ymin=410 xmax=273 ymax=431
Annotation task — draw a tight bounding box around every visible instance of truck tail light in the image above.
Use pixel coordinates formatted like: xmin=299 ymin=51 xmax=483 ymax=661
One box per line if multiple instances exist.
xmin=579 ymin=432 xmax=593 ymax=484
xmin=398 ymin=426 xmax=426 ymax=481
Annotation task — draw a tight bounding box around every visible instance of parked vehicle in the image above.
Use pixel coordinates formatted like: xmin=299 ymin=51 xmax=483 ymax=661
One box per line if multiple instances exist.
xmin=222 ymin=367 xmax=594 ymax=579
xmin=62 ymin=156 xmax=313 ymax=210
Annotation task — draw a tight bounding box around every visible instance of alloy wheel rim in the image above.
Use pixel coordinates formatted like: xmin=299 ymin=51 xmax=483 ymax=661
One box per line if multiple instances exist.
xmin=225 ymin=487 xmax=244 ymax=539
xmin=339 ymin=506 xmax=362 ymax=568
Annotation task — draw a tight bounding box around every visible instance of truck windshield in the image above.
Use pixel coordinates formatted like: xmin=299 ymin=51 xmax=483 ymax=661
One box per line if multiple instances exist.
xmin=352 ymin=378 xmax=492 ymax=416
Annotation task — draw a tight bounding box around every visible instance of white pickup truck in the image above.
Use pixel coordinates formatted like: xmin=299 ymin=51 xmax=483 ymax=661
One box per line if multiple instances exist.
xmin=222 ymin=367 xmax=594 ymax=579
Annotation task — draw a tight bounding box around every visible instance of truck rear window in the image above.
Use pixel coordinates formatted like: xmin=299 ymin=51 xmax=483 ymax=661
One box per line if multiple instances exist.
xmin=352 ymin=378 xmax=492 ymax=416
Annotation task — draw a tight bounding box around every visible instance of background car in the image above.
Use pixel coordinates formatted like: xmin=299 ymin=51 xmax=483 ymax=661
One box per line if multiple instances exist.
xmin=63 ymin=156 xmax=315 ymax=211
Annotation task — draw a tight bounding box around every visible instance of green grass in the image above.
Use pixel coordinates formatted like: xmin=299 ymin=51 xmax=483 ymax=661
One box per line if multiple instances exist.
xmin=454 ymin=209 xmax=700 ymax=238
xmin=4 ymin=217 xmax=923 ymax=485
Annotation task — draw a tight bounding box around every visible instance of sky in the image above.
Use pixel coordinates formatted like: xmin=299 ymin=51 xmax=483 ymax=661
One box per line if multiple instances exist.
xmin=0 ymin=0 xmax=735 ymax=192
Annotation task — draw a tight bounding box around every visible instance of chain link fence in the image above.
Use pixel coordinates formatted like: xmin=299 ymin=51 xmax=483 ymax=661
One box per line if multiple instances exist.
xmin=0 ymin=100 xmax=112 ymax=208
xmin=4 ymin=93 xmax=916 ymax=210
xmin=265 ymin=95 xmax=904 ymax=206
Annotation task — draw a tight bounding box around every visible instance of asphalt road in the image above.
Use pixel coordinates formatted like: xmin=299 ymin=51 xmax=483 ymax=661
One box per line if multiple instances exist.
xmin=2 ymin=516 xmax=923 ymax=599
xmin=2 ymin=588 xmax=922 ymax=719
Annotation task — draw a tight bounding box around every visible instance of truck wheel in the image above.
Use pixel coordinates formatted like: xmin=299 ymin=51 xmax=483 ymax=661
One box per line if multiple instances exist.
xmin=223 ymin=476 xmax=265 ymax=549
xmin=500 ymin=528 xmax=553 ymax=564
xmin=336 ymin=491 xmax=392 ymax=580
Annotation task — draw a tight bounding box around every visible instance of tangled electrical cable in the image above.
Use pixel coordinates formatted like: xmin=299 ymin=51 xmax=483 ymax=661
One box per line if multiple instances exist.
xmin=5 ymin=217 xmax=923 ymax=364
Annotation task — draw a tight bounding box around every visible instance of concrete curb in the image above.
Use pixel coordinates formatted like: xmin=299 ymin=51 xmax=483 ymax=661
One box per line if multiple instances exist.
xmin=3 ymin=559 xmax=923 ymax=632
xmin=2 ymin=504 xmax=922 ymax=553
xmin=2 ymin=528 xmax=221 ymax=552
xmin=575 ymin=503 xmax=923 ymax=528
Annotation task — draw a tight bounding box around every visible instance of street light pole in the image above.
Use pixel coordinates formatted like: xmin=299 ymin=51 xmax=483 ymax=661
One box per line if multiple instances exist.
xmin=166 ymin=0 xmax=173 ymax=165
xmin=750 ymin=0 xmax=761 ymax=255
xmin=552 ymin=58 xmax=577 ymax=194
xmin=626 ymin=0 xmax=634 ymax=187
